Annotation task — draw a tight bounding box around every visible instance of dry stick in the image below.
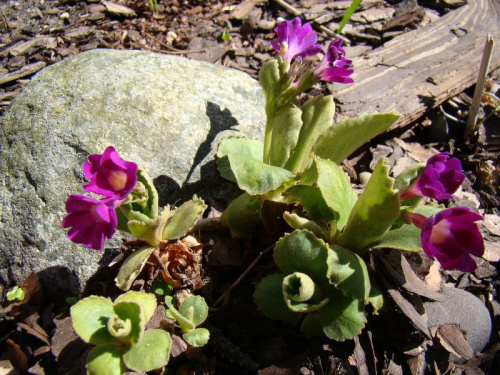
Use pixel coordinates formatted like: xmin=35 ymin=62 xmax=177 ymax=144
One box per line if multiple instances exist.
xmin=271 ymin=0 xmax=349 ymax=43
xmin=213 ymin=244 xmax=274 ymax=307
xmin=465 ymin=34 xmax=494 ymax=141
xmin=146 ymin=33 xmax=186 ymax=52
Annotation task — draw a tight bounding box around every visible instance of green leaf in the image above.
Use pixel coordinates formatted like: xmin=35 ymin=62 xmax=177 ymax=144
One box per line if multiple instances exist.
xmin=115 ymin=247 xmax=156 ymax=291
xmin=162 ymin=199 xmax=207 ymax=240
xmin=6 ymin=286 xmax=24 ymax=301
xmin=274 ymin=230 xmax=330 ymax=285
xmin=319 ymin=289 xmax=367 ymax=341
xmin=218 ymin=153 xmax=294 ymax=195
xmin=283 ymin=212 xmax=331 ymax=242
xmin=368 ymin=278 xmax=384 ymax=314
xmin=259 ymin=60 xmax=280 ymax=105
xmin=115 ymin=291 xmax=157 ymax=325
xmin=183 ymin=328 xmax=210 ymax=347
xmin=282 ymin=272 xmax=329 ymax=313
xmin=337 ymin=0 xmax=362 ymax=34
xmin=165 ymin=296 xmax=195 ymax=333
xmin=152 ymin=279 xmax=174 ymax=296
xmin=217 ymin=136 xmax=263 ymax=162
xmin=179 ymin=295 xmax=209 ymax=327
xmin=113 ymin=301 xmax=143 ymax=343
xmin=393 ymin=163 xmax=425 ymax=190
xmin=327 ymin=244 xmax=370 ymax=301
xmin=285 ymin=185 xmax=336 ymax=223
xmin=371 ymin=224 xmax=422 ymax=252
xmin=253 ymin=273 xmax=302 ymax=324
xmin=300 ymin=312 xmax=324 ymax=338
xmin=86 ymin=344 xmax=125 ymax=375
xmin=314 ymin=112 xmax=400 ymax=164
xmin=70 ymin=296 xmax=115 ymax=345
xmin=221 ymin=192 xmax=262 ymax=238
xmin=285 ymin=95 xmax=335 ymax=173
xmin=123 ymin=329 xmax=171 ymax=371
xmin=315 ymin=157 xmax=357 ymax=230
xmin=136 ymin=168 xmax=159 ymax=219
xmin=269 ymin=105 xmax=303 ymax=168
xmin=127 ymin=220 xmax=159 ymax=247
xmin=337 ymin=158 xmax=400 ymax=252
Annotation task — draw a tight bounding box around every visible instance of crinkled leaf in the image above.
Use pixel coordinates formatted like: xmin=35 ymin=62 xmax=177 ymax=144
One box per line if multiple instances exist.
xmin=113 ymin=301 xmax=143 ymax=344
xmin=165 ymin=296 xmax=195 ymax=333
xmin=183 ymin=328 xmax=210 ymax=347
xmin=393 ymin=162 xmax=425 ymax=190
xmin=86 ymin=344 xmax=125 ymax=375
xmin=300 ymin=312 xmax=324 ymax=338
xmin=327 ymin=244 xmax=370 ymax=301
xmin=285 ymin=185 xmax=336 ymax=223
xmin=162 ymin=199 xmax=207 ymax=240
xmin=70 ymin=296 xmax=115 ymax=345
xmin=217 ymin=136 xmax=263 ymax=162
xmin=127 ymin=220 xmax=159 ymax=247
xmin=337 ymin=158 xmax=400 ymax=252
xmin=314 ymin=112 xmax=400 ymax=164
xmin=283 ymin=272 xmax=329 ymax=313
xmin=285 ymin=95 xmax=335 ymax=173
xmin=123 ymin=329 xmax=171 ymax=371
xmin=133 ymin=168 xmax=159 ymax=220
xmin=115 ymin=247 xmax=156 ymax=291
xmin=274 ymin=230 xmax=330 ymax=285
xmin=253 ymin=273 xmax=302 ymax=325
xmin=413 ymin=204 xmax=444 ymax=217
xmin=371 ymin=224 xmax=422 ymax=252
xmin=283 ymin=212 xmax=330 ymax=242
xmin=115 ymin=291 xmax=157 ymax=325
xmin=218 ymin=153 xmax=294 ymax=195
xmin=319 ymin=289 xmax=367 ymax=341
xmin=269 ymin=105 xmax=303 ymax=168
xmin=179 ymin=295 xmax=209 ymax=327
xmin=221 ymin=192 xmax=261 ymax=238
xmin=315 ymin=157 xmax=357 ymax=230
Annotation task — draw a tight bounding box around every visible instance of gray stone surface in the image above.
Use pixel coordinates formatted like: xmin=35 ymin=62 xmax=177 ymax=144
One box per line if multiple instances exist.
xmin=0 ymin=49 xmax=265 ymax=293
xmin=425 ymin=287 xmax=492 ymax=354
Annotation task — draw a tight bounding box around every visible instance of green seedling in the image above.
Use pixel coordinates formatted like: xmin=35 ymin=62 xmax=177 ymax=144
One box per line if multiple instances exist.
xmin=165 ymin=295 xmax=210 ymax=347
xmin=6 ymin=285 xmax=25 ymax=302
xmin=71 ymin=291 xmax=171 ymax=375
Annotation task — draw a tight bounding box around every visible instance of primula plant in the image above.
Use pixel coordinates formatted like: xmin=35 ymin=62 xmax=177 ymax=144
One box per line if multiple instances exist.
xmin=60 ymin=15 xmax=487 ymax=372
xmin=71 ymin=291 xmax=171 ymax=374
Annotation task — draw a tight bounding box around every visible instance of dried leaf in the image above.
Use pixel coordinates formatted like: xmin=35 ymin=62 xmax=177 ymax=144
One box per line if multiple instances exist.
xmin=432 ymin=323 xmax=474 ymax=360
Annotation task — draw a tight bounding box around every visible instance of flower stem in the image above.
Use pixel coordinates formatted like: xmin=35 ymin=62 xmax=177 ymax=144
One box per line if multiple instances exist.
xmin=404 ymin=212 xmax=427 ymax=229
xmin=263 ymin=109 xmax=275 ymax=164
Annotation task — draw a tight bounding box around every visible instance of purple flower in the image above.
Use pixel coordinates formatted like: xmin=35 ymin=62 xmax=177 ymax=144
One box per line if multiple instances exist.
xmin=400 ymin=153 xmax=465 ymax=201
xmin=314 ymin=39 xmax=354 ymax=84
xmin=271 ymin=17 xmax=322 ymax=62
xmin=62 ymin=195 xmax=117 ymax=250
xmin=83 ymin=146 xmax=138 ymax=201
xmin=406 ymin=207 xmax=484 ymax=272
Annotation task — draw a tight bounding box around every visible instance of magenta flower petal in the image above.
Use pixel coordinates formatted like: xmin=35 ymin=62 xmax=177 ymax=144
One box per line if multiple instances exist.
xmin=83 ymin=146 xmax=138 ymax=200
xmin=416 ymin=153 xmax=465 ymax=199
xmin=420 ymin=207 xmax=484 ymax=272
xmin=273 ymin=17 xmax=322 ymax=62
xmin=314 ymin=39 xmax=354 ymax=84
xmin=62 ymin=194 xmax=117 ymax=250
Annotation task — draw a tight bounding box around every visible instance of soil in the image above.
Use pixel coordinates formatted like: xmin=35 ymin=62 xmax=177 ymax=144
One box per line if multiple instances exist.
xmin=1 ymin=1 xmax=499 ymax=374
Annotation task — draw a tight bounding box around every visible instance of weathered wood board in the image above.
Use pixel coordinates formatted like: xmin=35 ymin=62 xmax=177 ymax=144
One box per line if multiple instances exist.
xmin=331 ymin=0 xmax=500 ymax=131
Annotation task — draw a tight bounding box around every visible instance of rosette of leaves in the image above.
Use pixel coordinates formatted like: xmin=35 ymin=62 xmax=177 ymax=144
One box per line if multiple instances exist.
xmin=165 ymin=295 xmax=210 ymax=347
xmin=70 ymin=291 xmax=171 ymax=375
xmin=114 ymin=169 xmax=207 ymax=291
xmin=216 ymin=56 xmax=400 ymax=237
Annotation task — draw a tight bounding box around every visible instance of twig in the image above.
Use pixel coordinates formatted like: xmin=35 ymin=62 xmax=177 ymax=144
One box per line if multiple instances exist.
xmin=465 ymin=34 xmax=494 ymax=141
xmin=146 ymin=33 xmax=186 ymax=52
xmin=213 ymin=244 xmax=274 ymax=307
xmin=133 ymin=44 xmax=205 ymax=55
xmin=271 ymin=0 xmax=349 ymax=44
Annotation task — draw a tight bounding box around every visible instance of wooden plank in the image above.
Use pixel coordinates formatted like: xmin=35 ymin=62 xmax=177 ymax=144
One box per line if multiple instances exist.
xmin=331 ymin=0 xmax=500 ymax=131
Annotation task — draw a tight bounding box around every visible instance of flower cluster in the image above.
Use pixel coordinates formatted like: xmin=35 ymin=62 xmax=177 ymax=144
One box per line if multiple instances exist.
xmin=402 ymin=153 xmax=484 ymax=272
xmin=272 ymin=17 xmax=354 ymax=84
xmin=62 ymin=146 xmax=138 ymax=250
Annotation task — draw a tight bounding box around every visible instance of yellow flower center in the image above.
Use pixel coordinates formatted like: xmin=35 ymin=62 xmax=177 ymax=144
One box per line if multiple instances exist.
xmin=108 ymin=170 xmax=127 ymax=191
xmin=430 ymin=219 xmax=451 ymax=245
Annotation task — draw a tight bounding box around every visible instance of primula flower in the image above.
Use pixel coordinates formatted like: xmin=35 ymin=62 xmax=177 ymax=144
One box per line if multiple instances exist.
xmin=399 ymin=152 xmax=465 ymax=201
xmin=62 ymin=195 xmax=117 ymax=250
xmin=314 ymin=39 xmax=354 ymax=84
xmin=271 ymin=17 xmax=322 ymax=62
xmin=83 ymin=146 xmax=138 ymax=201
xmin=406 ymin=207 xmax=484 ymax=272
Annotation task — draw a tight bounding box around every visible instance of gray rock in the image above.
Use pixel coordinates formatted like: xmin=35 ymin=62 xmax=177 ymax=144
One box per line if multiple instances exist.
xmin=0 ymin=49 xmax=265 ymax=293
xmin=424 ymin=287 xmax=492 ymax=354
